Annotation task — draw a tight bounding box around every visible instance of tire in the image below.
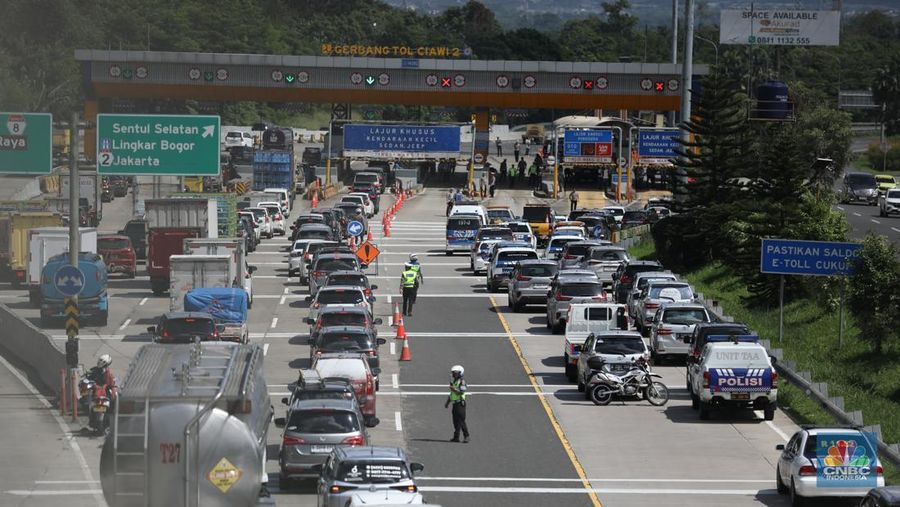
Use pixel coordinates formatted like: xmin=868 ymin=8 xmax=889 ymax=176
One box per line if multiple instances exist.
xmin=577 ymin=377 xmax=585 ymax=392
xmin=790 ymin=480 xmax=806 ymax=507
xmin=699 ymin=401 xmax=711 ymax=420
xmin=690 ymin=392 xmax=699 ymax=410
xmin=775 ymin=466 xmax=788 ymax=494
xmin=644 ymin=381 xmax=669 ymax=406
xmin=513 ymin=300 xmax=524 ymax=313
xmin=97 ymin=312 xmax=108 ymax=327
xmin=280 ymin=473 xmax=294 ymax=491
xmin=126 ymin=270 xmax=135 ymax=279
xmin=565 ymin=363 xmax=577 ymax=383
xmin=445 ymin=251 xmax=452 ymax=256
xmin=590 ymin=384 xmax=615 ymax=405
xmin=764 ymin=404 xmax=776 ymax=421
xmin=552 ymin=320 xmax=564 ymax=334
xmin=545 ymin=314 xmax=552 ymax=329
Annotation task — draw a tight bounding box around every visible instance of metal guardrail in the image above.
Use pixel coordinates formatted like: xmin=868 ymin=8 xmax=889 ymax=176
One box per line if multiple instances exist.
xmin=617 ymin=229 xmax=900 ymax=468
xmin=850 ymin=122 xmax=882 ymax=134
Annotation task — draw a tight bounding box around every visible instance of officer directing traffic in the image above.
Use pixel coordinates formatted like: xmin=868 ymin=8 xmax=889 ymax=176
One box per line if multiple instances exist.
xmin=445 ymin=365 xmax=469 ymax=443
xmin=400 ymin=262 xmax=420 ymax=316
xmin=408 ymin=253 xmax=424 ymax=285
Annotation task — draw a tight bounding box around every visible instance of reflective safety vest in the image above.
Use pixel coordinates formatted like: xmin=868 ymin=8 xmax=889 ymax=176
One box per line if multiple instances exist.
xmin=409 ymin=264 xmax=422 ymax=281
xmin=449 ymin=379 xmax=468 ymax=402
xmin=401 ymin=269 xmax=418 ymax=288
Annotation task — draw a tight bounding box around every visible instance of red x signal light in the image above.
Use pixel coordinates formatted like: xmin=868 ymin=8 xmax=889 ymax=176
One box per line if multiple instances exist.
xmin=583 ymin=80 xmax=594 ymax=90
xmin=441 ymin=77 xmax=451 ymax=88
xmin=655 ymin=81 xmax=665 ymax=91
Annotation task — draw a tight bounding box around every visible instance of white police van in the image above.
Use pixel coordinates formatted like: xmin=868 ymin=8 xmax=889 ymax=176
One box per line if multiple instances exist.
xmin=686 ymin=335 xmax=777 ymax=421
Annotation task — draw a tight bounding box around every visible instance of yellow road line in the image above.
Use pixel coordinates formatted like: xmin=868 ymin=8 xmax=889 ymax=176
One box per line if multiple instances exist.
xmin=489 ymin=296 xmax=603 ymax=507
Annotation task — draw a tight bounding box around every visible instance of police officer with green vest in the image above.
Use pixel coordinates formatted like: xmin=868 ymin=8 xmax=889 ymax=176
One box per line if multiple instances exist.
xmin=400 ymin=262 xmax=419 ymax=316
xmin=444 ymin=365 xmax=469 ymax=443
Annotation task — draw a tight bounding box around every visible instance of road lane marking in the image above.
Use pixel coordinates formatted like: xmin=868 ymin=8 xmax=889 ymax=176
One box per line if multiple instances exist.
xmin=489 ymin=297 xmax=602 ymax=507
xmin=263 ymin=343 xmax=269 ymax=356
xmin=118 ymin=318 xmax=131 ymax=331
xmin=392 ymin=374 xmax=399 ymax=388
xmin=284 ymin=287 xmax=290 ymax=293
xmin=871 ymin=219 xmax=881 ymax=224
xmin=0 ymin=354 xmax=104 ymax=506
xmin=853 ymin=212 xmax=861 ymax=216
xmin=279 ymin=294 xmax=287 ymax=305
xmin=417 ymin=477 xmax=773 ymax=483
xmin=390 ymin=342 xmax=396 ymax=355
xmin=893 ymin=227 xmax=900 ymax=233
xmin=764 ymin=420 xmax=790 ymax=441
xmin=6 ymin=490 xmax=105 ymax=496
xmin=139 ymin=297 xmax=148 ymax=306
xmin=270 ymin=317 xmax=278 ymax=329
xmin=394 ymin=411 xmax=403 ymax=431
xmin=836 ymin=206 xmax=844 ymax=211
xmin=34 ymin=481 xmax=100 ymax=484
xmin=417 ymin=486 xmax=774 ymax=495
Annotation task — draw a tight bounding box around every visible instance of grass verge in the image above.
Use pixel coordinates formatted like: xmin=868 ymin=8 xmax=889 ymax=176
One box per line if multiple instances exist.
xmin=627 ymin=238 xmax=900 ymax=484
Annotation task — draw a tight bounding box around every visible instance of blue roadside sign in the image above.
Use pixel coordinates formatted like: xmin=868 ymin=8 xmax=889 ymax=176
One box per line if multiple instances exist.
xmin=760 ymin=239 xmax=861 ymax=276
xmin=347 ymin=220 xmax=364 ymax=237
xmin=54 ymin=264 xmax=85 ymax=297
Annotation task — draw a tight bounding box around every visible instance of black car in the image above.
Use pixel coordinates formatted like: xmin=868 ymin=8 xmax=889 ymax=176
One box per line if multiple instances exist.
xmin=307 ymin=325 xmax=386 ymax=369
xmin=148 ymin=312 xmax=219 ymax=343
xmin=110 ymin=177 xmax=129 ymax=197
xmin=612 ymin=260 xmax=664 ymax=303
xmin=841 ymin=172 xmax=879 ymax=205
xmin=283 ymin=369 xmax=357 ymax=407
xmin=859 ymin=486 xmax=900 ymax=507
xmin=118 ymin=218 xmax=149 ymax=260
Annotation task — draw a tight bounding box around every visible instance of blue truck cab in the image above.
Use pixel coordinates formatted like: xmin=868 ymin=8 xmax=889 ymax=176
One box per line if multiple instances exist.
xmin=40 ymin=253 xmax=109 ymax=326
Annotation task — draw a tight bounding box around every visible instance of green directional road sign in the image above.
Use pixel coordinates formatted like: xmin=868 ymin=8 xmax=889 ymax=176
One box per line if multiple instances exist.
xmin=0 ymin=112 xmax=52 ymax=175
xmin=96 ymin=114 xmax=220 ymax=176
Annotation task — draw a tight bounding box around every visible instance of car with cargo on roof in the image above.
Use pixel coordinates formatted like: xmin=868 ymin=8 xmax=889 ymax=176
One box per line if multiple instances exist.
xmin=313 ymin=353 xmax=380 ymax=427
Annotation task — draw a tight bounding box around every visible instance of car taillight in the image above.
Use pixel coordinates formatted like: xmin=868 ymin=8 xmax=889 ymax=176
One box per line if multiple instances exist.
xmin=367 ymin=350 xmax=376 ymax=356
xmin=162 ymin=329 xmax=169 ymax=338
xmin=798 ymin=465 xmax=816 ymax=476
xmin=391 ymin=485 xmax=418 ymax=493
xmin=276 ymin=214 xmax=282 ymax=220
xmin=364 ymin=288 xmax=372 ymax=296
xmin=564 ymin=254 xmax=577 ymax=259
xmin=342 ymin=435 xmax=365 ymax=446
xmin=592 ymin=294 xmax=607 ymax=301
xmin=658 ymin=327 xmax=672 ymax=335
xmin=771 ymin=371 xmax=778 ymax=388
xmin=702 ymin=371 xmax=709 ymax=389
xmin=330 ymin=485 xmax=351 ymax=494
xmin=304 ymin=252 xmax=311 ymax=261
xmin=876 ymin=465 xmax=883 ymax=475
xmin=313 ymin=303 xmax=320 ymax=309
xmin=283 ymin=436 xmax=305 ymax=446
xmin=646 ymin=303 xmax=659 ymax=309
xmin=516 ymin=275 xmax=532 ymax=281
xmin=312 ymin=271 xmax=324 ymax=277
xmin=367 ymin=377 xmax=374 ymax=393
xmin=620 ymin=274 xmax=631 ymax=284
xmin=555 ymin=293 xmax=572 ymax=301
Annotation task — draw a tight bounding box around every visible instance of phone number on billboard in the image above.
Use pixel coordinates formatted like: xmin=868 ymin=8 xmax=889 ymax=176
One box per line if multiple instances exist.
xmin=750 ymin=36 xmax=812 ymax=45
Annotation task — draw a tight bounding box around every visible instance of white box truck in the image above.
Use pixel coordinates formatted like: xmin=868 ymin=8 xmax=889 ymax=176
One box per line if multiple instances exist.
xmin=27 ymin=227 xmax=97 ymax=307
xmin=132 ymin=175 xmax=182 ymax=216
xmin=183 ymin=237 xmax=255 ymax=308
xmin=168 ymin=254 xmax=235 ymax=312
xmin=145 ymin=198 xmax=218 ymax=238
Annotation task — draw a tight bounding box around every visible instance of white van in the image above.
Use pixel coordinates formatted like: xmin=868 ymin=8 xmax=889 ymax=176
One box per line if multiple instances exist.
xmin=263 ymin=187 xmax=291 ymax=216
xmin=563 ymin=302 xmax=629 ymax=380
xmin=687 ymin=338 xmax=777 ymax=420
xmin=449 ymin=204 xmax=487 ymax=224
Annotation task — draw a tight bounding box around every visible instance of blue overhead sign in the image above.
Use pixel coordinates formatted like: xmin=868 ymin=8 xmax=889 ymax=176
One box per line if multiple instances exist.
xmin=637 ymin=129 xmax=680 ymax=160
xmin=343 ymin=124 xmax=461 ymax=159
xmin=760 ymin=239 xmax=861 ymax=276
xmin=563 ymin=129 xmax=613 ymax=163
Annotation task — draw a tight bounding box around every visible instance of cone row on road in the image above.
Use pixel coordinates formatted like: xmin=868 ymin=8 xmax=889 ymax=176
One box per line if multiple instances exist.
xmin=399 ymin=336 xmax=412 ymax=361
xmin=392 ymin=302 xmax=401 ymax=327
xmin=395 ymin=315 xmax=407 ymax=340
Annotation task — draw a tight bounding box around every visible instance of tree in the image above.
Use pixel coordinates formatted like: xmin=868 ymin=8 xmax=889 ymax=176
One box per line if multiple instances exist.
xmin=847 ymin=234 xmax=900 ymax=353
xmin=873 ymin=56 xmax=900 ymax=136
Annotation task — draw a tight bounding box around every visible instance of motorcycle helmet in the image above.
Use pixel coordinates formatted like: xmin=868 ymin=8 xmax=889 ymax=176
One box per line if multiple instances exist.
xmin=409 ymin=253 xmax=418 ymax=262
xmin=450 ymin=365 xmax=464 ymax=375
xmin=97 ymin=354 xmax=112 ymax=369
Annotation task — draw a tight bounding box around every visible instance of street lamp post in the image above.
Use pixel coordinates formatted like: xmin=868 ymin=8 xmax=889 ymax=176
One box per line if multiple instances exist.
xmin=694 ymin=35 xmax=719 ymax=68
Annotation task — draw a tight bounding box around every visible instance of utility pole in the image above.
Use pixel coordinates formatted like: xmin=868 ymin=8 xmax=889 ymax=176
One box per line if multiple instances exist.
xmin=69 ymin=113 xmax=80 ymax=268
xmin=670 ymin=0 xmax=679 ymax=126
xmin=680 ymin=0 xmax=695 ymax=128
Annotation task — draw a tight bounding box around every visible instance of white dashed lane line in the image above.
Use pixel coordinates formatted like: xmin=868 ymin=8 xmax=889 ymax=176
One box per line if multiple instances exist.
xmin=871 ymin=219 xmax=881 ymax=224
xmin=853 ymin=212 xmax=861 ymax=216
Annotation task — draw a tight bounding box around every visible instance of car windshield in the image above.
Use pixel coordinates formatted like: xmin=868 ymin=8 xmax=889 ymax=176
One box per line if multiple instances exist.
xmin=292 ymin=241 xmax=311 ymax=252
xmin=487 ymin=210 xmax=514 ymax=220
xmin=521 ymin=264 xmax=557 ymax=277
xmin=887 ymin=190 xmax=900 ymax=199
xmin=317 ymin=290 xmax=364 ymax=305
xmin=522 ymin=207 xmax=551 ymax=221
xmin=847 ymin=174 xmax=876 ymax=188
xmin=648 ymin=285 xmax=693 ymax=299
xmin=594 ymin=336 xmax=645 ymax=354
xmin=563 ymin=244 xmax=595 ymax=257
xmin=561 ymin=283 xmax=603 ymax=297
xmin=590 ymin=249 xmax=627 ymax=261
xmin=295 ymin=390 xmax=355 ymax=402
xmin=336 ymin=461 xmax=410 ymax=484
xmin=320 ymin=313 xmax=367 ymax=328
xmin=663 ymin=308 xmax=708 ymax=325
xmin=98 ymin=237 xmax=130 ymax=250
xmin=355 ymin=174 xmax=378 ymax=184
xmin=287 ymin=410 xmax=358 ymax=434
xmin=319 ymin=332 xmax=371 ymax=352
xmin=506 ymin=223 xmax=530 ymax=233
xmin=623 ymin=211 xmax=648 ymax=221
xmin=161 ymin=318 xmax=214 ymax=337
xmin=300 ymin=229 xmax=332 ymax=240
xmin=307 ymin=243 xmax=338 ymax=256
xmin=499 ymin=251 xmax=537 ymax=262
xmin=250 ymin=209 xmax=267 ymax=220
xmin=315 ymin=259 xmax=359 ymax=272
xmin=296 ymin=216 xmax=325 ymax=225
xmin=478 ymin=228 xmax=513 ymax=241
xmin=226 ymin=132 xmax=241 ymax=139
xmin=549 ymin=237 xmax=580 ymax=249
xmin=328 ymin=274 xmax=367 ymax=287
xmin=447 ymin=218 xmax=480 ymax=231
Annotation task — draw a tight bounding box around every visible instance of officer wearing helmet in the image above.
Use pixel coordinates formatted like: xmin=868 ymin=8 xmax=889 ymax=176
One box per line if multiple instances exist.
xmin=87 ymin=354 xmax=117 ymax=401
xmin=445 ymin=365 xmax=469 ymax=443
xmin=408 ymin=253 xmax=423 ymax=285
xmin=400 ymin=262 xmax=420 ymax=316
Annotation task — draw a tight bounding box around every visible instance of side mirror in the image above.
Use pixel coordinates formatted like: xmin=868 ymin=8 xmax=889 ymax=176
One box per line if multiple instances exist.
xmin=373 ymin=318 xmax=383 ymax=325
xmin=304 ymin=318 xmax=314 ymax=325
xmin=248 ymin=266 xmax=257 ymax=274
xmin=573 ymin=345 xmax=582 ymax=353
xmin=683 ymin=336 xmax=692 ymax=343
xmin=307 ymin=338 xmax=315 ymax=345
xmin=377 ymin=338 xmax=386 ymax=345
xmin=274 ymin=417 xmax=286 ymax=428
xmin=146 ymin=326 xmax=156 ymax=334
xmin=281 ymin=397 xmax=289 ymax=405
xmin=305 ymin=296 xmax=313 ymax=302
xmin=410 ymin=462 xmax=425 ymax=473
xmin=371 ymin=367 xmax=381 ymax=376
xmin=370 ymin=284 xmax=378 ymax=290
xmin=769 ymin=355 xmax=778 ymax=365
xmin=360 ymin=263 xmax=369 ymax=269
xmin=612 ymin=272 xmax=619 ymax=280
xmin=775 ymin=444 xmax=785 ymax=451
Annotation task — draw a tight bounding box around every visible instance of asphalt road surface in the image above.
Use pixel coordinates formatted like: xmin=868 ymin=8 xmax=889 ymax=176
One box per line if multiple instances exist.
xmin=0 ymin=176 xmax=801 ymax=506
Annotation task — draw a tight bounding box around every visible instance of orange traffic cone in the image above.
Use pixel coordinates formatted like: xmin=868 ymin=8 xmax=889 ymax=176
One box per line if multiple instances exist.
xmin=395 ymin=315 xmax=407 ymax=340
xmin=392 ymin=302 xmax=401 ymax=327
xmin=311 ymin=191 xmax=318 ymax=209
xmin=367 ymin=230 xmax=373 ymax=242
xmin=384 ymin=222 xmax=391 ymax=237
xmin=399 ymin=336 xmax=412 ymax=361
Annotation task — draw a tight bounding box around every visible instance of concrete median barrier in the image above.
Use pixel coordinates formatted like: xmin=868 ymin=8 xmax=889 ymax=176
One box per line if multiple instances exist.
xmin=0 ymin=303 xmax=67 ymax=396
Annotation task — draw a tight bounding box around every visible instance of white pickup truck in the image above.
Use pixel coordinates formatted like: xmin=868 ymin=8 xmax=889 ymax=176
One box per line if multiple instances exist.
xmin=563 ymin=302 xmax=629 ymax=381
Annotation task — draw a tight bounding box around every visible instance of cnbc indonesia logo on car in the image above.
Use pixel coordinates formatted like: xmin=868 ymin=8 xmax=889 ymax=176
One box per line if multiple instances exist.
xmin=816 ymin=434 xmax=877 ymax=488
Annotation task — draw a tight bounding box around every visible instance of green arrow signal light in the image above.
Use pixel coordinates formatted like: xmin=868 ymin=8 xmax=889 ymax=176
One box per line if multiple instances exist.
xmin=204 ymin=71 xmax=214 ymax=82
xmin=285 ymin=73 xmax=296 ymax=83
xmin=122 ymin=68 xmax=133 ymax=79
xmin=365 ymin=75 xmax=376 ymax=86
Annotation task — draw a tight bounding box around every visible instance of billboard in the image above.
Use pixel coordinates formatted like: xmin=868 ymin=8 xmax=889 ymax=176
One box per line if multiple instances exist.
xmin=563 ymin=129 xmax=613 ymax=164
xmin=636 ymin=129 xmax=680 ymax=164
xmin=720 ymin=9 xmax=841 ymax=46
xmin=760 ymin=239 xmax=861 ymax=276
xmin=342 ymin=124 xmax=461 ymax=159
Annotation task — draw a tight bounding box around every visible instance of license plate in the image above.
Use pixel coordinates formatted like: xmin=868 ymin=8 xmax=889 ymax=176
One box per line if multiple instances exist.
xmin=94 ymin=406 xmax=108 ymax=413
xmin=311 ymin=445 xmax=333 ymax=454
xmin=730 ymin=393 xmax=750 ymax=400
xmin=533 ymin=284 xmax=548 ymax=289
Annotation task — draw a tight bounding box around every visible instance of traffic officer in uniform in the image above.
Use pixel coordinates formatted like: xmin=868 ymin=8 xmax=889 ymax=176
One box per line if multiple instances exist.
xmin=445 ymin=365 xmax=469 ymax=443
xmin=400 ymin=262 xmax=419 ymax=316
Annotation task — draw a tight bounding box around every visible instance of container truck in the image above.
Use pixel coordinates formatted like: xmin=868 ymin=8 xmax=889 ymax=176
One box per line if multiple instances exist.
xmin=27 ymin=227 xmax=97 ymax=306
xmin=59 ymin=170 xmax=102 ymax=226
xmin=0 ymin=212 xmax=64 ymax=285
xmin=148 ymin=228 xmax=201 ymax=295
xmin=183 ymin=238 xmax=255 ymax=308
xmin=99 ymin=342 xmax=273 ymax=507
xmin=40 ymin=252 xmax=108 ymax=326
xmin=252 ymin=127 xmax=295 ymax=192
xmin=170 ymin=193 xmax=237 ymax=238
xmin=184 ymin=287 xmax=249 ymax=343
xmin=133 ymin=175 xmax=182 ymax=216
xmin=168 ymin=254 xmax=235 ymax=312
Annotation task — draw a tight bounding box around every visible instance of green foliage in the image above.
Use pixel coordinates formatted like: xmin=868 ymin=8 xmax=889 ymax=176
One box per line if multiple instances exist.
xmin=864 ymin=138 xmax=900 ymax=173
xmin=872 ymin=46 xmax=900 ymax=136
xmin=847 ymin=234 xmax=900 ymax=353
